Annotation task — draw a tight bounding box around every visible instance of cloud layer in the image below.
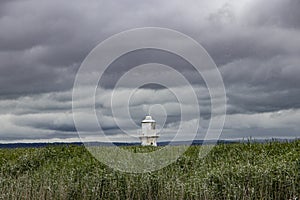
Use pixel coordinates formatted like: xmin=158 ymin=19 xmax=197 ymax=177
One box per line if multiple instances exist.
xmin=0 ymin=0 xmax=299 ymax=142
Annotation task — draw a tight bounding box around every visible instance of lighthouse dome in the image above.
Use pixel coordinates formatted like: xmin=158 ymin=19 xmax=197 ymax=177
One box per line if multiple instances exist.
xmin=142 ymin=115 xmax=155 ymax=123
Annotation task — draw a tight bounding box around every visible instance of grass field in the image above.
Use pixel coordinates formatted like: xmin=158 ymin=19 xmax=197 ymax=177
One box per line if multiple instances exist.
xmin=0 ymin=140 xmax=299 ymax=200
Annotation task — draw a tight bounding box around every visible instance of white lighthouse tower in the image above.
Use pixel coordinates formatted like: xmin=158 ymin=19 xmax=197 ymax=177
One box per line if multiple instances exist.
xmin=139 ymin=115 xmax=159 ymax=146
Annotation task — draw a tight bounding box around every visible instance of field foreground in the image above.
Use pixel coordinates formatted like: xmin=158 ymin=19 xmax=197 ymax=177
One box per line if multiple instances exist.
xmin=0 ymin=140 xmax=299 ymax=199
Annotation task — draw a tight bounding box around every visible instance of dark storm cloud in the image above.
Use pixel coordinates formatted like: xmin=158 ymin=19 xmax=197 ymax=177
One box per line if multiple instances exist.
xmin=244 ymin=0 xmax=300 ymax=29
xmin=221 ymin=56 xmax=300 ymax=90
xmin=0 ymin=0 xmax=109 ymax=98
xmin=227 ymin=87 xmax=300 ymax=114
xmin=1 ymin=0 xmax=298 ymax=98
xmin=99 ymin=49 xmax=207 ymax=88
xmin=0 ymin=0 xmax=300 ymax=141
xmin=0 ymin=0 xmax=179 ymax=98
xmin=12 ymin=92 xmax=73 ymax=115
xmin=27 ymin=122 xmax=76 ymax=133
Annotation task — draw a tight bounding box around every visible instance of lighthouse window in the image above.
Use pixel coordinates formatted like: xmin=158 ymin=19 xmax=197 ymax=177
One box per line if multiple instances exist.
xmin=152 ymin=123 xmax=155 ymax=129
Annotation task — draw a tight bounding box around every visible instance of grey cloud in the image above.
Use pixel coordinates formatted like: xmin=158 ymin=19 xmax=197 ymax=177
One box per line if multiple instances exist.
xmin=243 ymin=0 xmax=300 ymax=29
xmin=222 ymin=56 xmax=300 ymax=90
xmin=0 ymin=0 xmax=300 ymax=141
xmin=227 ymin=87 xmax=300 ymax=114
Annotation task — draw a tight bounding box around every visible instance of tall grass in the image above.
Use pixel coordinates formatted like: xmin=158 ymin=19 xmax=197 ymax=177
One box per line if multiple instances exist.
xmin=0 ymin=140 xmax=299 ymax=199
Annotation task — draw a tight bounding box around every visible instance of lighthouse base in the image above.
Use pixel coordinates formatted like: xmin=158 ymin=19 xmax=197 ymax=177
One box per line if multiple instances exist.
xmin=139 ymin=136 xmax=159 ymax=146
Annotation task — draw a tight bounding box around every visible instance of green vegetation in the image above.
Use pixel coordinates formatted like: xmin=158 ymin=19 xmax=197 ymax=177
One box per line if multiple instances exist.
xmin=0 ymin=140 xmax=300 ymax=200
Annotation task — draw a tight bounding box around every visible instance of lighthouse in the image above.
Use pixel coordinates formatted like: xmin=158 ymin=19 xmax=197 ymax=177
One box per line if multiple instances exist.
xmin=139 ymin=115 xmax=159 ymax=146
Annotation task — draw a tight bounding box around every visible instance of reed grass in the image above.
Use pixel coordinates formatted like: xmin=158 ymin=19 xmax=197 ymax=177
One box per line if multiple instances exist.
xmin=0 ymin=140 xmax=299 ymax=199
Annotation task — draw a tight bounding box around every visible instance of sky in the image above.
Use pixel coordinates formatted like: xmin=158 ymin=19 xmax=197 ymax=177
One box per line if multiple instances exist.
xmin=0 ymin=0 xmax=300 ymax=143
